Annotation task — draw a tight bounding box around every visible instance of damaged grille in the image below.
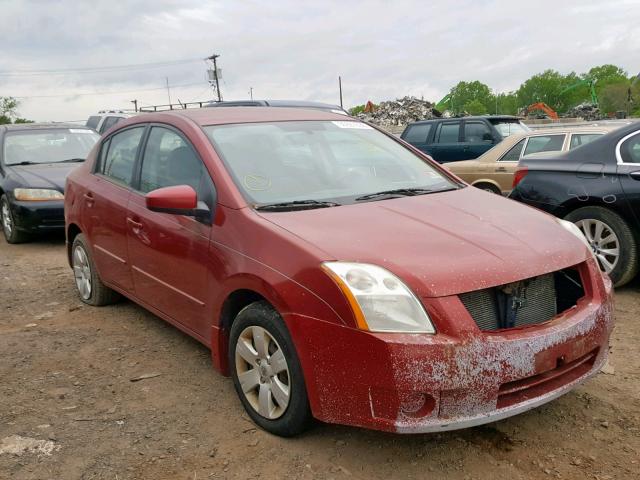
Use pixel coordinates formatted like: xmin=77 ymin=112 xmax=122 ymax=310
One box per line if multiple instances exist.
xmin=459 ymin=268 xmax=585 ymax=331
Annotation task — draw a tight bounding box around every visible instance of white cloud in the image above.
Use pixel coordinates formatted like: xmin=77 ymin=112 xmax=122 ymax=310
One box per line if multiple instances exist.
xmin=0 ymin=0 xmax=638 ymax=121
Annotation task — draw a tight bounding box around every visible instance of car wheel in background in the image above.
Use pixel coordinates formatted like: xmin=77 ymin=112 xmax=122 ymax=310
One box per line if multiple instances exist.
xmin=71 ymin=233 xmax=120 ymax=305
xmin=474 ymin=183 xmax=502 ymax=195
xmin=229 ymin=301 xmax=312 ymax=437
xmin=1 ymin=195 xmax=30 ymax=244
xmin=565 ymin=206 xmax=638 ymax=287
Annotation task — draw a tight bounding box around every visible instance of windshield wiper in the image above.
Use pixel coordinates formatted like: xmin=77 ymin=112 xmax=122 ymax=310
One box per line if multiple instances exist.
xmin=355 ymin=187 xmax=438 ymax=201
xmin=255 ymin=199 xmax=341 ymax=212
xmin=10 ymin=161 xmax=37 ymax=166
xmin=59 ymin=158 xmax=85 ymax=163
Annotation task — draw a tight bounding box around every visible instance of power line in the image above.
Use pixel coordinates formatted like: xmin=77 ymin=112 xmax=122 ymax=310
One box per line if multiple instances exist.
xmin=10 ymin=81 xmax=208 ymax=99
xmin=0 ymin=58 xmax=203 ymax=77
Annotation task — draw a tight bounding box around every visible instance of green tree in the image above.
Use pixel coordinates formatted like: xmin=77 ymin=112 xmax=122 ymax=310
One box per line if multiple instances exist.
xmin=517 ymin=70 xmax=584 ymax=113
xmin=0 ymin=97 xmax=32 ymax=124
xmin=448 ymin=81 xmax=494 ymax=114
xmin=587 ymin=64 xmax=628 ymax=91
xmin=462 ymin=99 xmax=488 ymax=115
xmin=495 ymin=92 xmax=519 ymax=115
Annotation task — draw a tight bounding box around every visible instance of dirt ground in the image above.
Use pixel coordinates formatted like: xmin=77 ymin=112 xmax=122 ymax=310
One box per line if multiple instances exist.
xmin=1 ymin=235 xmax=639 ymax=480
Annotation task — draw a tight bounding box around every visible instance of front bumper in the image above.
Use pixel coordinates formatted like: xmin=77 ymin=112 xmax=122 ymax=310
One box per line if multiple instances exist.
xmin=287 ymin=267 xmax=613 ymax=433
xmin=10 ymin=199 xmax=65 ymax=233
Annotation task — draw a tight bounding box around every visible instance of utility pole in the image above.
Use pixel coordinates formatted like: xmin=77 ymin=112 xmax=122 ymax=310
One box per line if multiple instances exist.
xmin=338 ymin=76 xmax=343 ymax=108
xmin=249 ymin=87 xmax=253 ymax=100
xmin=131 ymin=99 xmax=138 ymax=112
xmin=165 ymin=77 xmax=172 ymax=107
xmin=207 ymin=54 xmax=222 ymax=102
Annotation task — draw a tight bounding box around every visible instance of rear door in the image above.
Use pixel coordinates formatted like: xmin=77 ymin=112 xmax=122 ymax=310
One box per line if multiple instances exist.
xmin=401 ymin=123 xmax=433 ymax=154
xmin=429 ymin=121 xmax=463 ymax=163
xmin=493 ymin=138 xmax=526 ymax=192
xmin=126 ymin=125 xmax=215 ymax=338
xmin=84 ymin=125 xmax=146 ymax=292
xmin=615 ymin=130 xmax=640 ymax=230
xmin=462 ymin=120 xmax=496 ymax=160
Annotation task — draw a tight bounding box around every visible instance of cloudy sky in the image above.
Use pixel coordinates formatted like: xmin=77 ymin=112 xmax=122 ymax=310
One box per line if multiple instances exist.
xmin=1 ymin=0 xmax=639 ymax=122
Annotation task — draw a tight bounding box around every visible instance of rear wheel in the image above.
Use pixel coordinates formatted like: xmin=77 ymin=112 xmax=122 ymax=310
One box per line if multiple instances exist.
xmin=1 ymin=195 xmax=30 ymax=244
xmin=71 ymin=233 xmax=120 ymax=305
xmin=565 ymin=206 xmax=638 ymax=287
xmin=229 ymin=301 xmax=312 ymax=437
xmin=474 ymin=183 xmax=501 ymax=195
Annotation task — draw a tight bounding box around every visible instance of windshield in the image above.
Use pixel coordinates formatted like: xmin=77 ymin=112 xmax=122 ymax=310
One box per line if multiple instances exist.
xmin=204 ymin=121 xmax=458 ymax=206
xmin=490 ymin=120 xmax=529 ymax=137
xmin=3 ymin=128 xmax=99 ymax=166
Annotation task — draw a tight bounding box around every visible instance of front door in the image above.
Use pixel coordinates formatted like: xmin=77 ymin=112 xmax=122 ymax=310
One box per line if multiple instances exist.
xmin=462 ymin=120 xmax=495 ymax=160
xmin=126 ymin=126 xmax=215 ymax=338
xmin=84 ymin=126 xmax=146 ymax=292
xmin=615 ymin=130 xmax=640 ymax=230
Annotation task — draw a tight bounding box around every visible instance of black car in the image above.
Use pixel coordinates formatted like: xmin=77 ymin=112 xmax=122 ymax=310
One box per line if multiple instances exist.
xmin=0 ymin=123 xmax=99 ymax=243
xmin=401 ymin=115 xmax=529 ymax=163
xmin=510 ymin=121 xmax=640 ymax=287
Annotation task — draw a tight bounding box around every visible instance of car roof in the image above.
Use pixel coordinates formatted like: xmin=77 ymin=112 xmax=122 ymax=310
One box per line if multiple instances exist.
xmin=408 ymin=115 xmax=522 ymax=125
xmin=131 ymin=106 xmax=353 ymax=127
xmin=208 ymin=99 xmax=346 ymax=111
xmin=1 ymin=122 xmax=93 ymax=132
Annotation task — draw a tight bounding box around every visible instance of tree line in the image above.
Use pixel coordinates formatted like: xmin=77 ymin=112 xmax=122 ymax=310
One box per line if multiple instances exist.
xmin=352 ymin=64 xmax=640 ymax=117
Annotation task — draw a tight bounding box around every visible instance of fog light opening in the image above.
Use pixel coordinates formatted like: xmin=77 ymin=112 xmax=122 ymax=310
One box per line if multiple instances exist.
xmin=399 ymin=392 xmax=436 ymax=419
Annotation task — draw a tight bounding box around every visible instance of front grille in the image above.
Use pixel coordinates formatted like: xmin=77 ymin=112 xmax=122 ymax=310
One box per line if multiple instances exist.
xmin=459 ymin=268 xmax=585 ymax=331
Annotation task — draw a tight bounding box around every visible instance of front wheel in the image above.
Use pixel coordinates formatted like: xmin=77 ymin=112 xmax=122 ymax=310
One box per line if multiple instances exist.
xmin=71 ymin=233 xmax=120 ymax=305
xmin=565 ymin=206 xmax=638 ymax=287
xmin=229 ymin=301 xmax=312 ymax=437
xmin=1 ymin=195 xmax=30 ymax=244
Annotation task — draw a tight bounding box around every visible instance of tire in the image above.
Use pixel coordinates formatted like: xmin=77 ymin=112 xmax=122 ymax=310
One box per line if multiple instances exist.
xmin=474 ymin=183 xmax=501 ymax=195
xmin=1 ymin=195 xmax=31 ymax=244
xmin=564 ymin=206 xmax=638 ymax=287
xmin=229 ymin=301 xmax=312 ymax=437
xmin=71 ymin=233 xmax=120 ymax=306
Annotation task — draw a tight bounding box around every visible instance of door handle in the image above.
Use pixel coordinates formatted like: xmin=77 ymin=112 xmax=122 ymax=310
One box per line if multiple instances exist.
xmin=83 ymin=192 xmax=94 ymax=206
xmin=629 ymin=171 xmax=640 ymax=181
xmin=126 ymin=217 xmax=143 ymax=230
xmin=463 ymin=146 xmax=470 ymax=151
xmin=495 ymin=167 xmax=507 ymax=172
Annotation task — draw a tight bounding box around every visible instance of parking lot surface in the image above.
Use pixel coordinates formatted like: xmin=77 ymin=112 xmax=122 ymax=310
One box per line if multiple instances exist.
xmin=1 ymin=235 xmax=639 ymax=480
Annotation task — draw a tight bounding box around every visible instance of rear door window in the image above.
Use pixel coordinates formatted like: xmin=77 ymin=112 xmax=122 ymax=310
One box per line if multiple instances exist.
xmin=100 ymin=116 xmax=123 ymax=134
xmin=463 ymin=121 xmax=492 ymax=142
xmin=499 ymin=139 xmax=526 ymax=162
xmin=569 ymin=133 xmax=602 ymax=149
xmin=86 ymin=116 xmax=100 ymax=130
xmin=99 ymin=127 xmax=144 ymax=187
xmin=620 ymin=134 xmax=640 ymax=163
xmin=435 ymin=122 xmax=461 ymax=143
xmin=523 ymin=134 xmax=566 ymax=156
xmin=403 ymin=124 xmax=432 ymax=143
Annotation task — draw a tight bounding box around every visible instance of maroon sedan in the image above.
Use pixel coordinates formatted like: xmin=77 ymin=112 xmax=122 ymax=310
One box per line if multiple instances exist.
xmin=64 ymin=108 xmax=613 ymax=436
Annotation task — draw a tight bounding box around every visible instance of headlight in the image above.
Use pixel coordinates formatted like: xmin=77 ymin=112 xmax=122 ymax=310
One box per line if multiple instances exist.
xmin=322 ymin=262 xmax=435 ymax=333
xmin=14 ymin=188 xmax=64 ymax=201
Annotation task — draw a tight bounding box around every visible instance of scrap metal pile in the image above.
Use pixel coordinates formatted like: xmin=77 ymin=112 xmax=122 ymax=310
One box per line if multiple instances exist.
xmin=564 ymin=102 xmax=601 ymax=121
xmin=356 ymin=96 xmax=441 ymax=127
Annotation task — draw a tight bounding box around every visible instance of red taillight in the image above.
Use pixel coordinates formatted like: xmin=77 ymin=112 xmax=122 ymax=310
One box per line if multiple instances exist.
xmin=512 ymin=166 xmax=528 ymax=189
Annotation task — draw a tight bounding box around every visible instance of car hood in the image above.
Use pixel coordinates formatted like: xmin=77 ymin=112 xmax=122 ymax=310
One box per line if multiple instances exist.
xmin=259 ymin=187 xmax=589 ymax=297
xmin=8 ymin=163 xmax=79 ymax=192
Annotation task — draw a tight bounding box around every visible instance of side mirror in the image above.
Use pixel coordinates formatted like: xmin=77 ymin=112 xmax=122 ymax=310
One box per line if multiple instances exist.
xmin=145 ymin=185 xmax=212 ymax=225
xmin=482 ymin=133 xmax=494 ymax=142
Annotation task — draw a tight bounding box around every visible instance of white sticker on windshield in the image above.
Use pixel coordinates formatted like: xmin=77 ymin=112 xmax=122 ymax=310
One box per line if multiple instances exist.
xmin=69 ymin=129 xmax=94 ymax=133
xmin=331 ymin=121 xmax=373 ymax=129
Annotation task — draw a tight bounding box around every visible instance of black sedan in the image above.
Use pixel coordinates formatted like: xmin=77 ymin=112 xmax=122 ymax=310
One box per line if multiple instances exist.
xmin=0 ymin=123 xmax=99 ymax=243
xmin=510 ymin=121 xmax=640 ymax=287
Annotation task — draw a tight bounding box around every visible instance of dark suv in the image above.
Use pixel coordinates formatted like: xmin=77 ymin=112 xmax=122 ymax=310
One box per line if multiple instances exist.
xmin=401 ymin=116 xmax=529 ymax=163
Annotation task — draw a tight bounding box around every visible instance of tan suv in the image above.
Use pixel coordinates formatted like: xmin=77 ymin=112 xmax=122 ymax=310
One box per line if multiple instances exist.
xmin=446 ymin=127 xmax=610 ymax=194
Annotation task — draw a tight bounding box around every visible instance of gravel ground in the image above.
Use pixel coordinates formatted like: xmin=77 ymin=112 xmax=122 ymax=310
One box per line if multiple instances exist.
xmin=1 ymin=234 xmax=639 ymax=480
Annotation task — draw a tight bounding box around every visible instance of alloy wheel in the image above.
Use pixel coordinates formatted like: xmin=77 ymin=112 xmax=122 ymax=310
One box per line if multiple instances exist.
xmin=235 ymin=325 xmax=291 ymax=419
xmin=1 ymin=201 xmax=12 ymax=237
xmin=72 ymin=245 xmax=92 ymax=300
xmin=575 ymin=219 xmax=620 ymax=274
